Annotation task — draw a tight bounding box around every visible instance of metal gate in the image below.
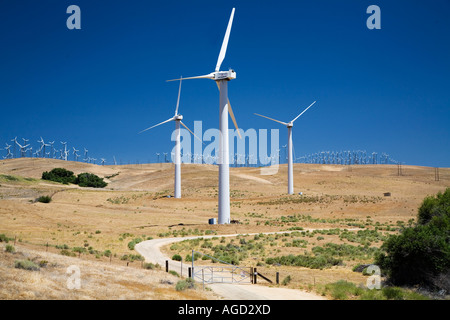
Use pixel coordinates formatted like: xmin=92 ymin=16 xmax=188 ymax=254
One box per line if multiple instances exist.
xmin=191 ymin=251 xmax=252 ymax=284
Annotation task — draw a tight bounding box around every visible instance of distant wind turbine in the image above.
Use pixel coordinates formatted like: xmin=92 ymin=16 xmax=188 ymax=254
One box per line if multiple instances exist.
xmin=139 ymin=79 xmax=201 ymax=199
xmin=255 ymin=101 xmax=317 ymax=194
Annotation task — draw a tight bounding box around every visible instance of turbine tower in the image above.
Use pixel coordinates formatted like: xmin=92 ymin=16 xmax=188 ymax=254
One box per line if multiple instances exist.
xmin=255 ymin=101 xmax=316 ymax=194
xmin=61 ymin=142 xmax=68 ymax=161
xmin=139 ymin=79 xmax=200 ymax=199
xmin=167 ymin=8 xmax=240 ymax=224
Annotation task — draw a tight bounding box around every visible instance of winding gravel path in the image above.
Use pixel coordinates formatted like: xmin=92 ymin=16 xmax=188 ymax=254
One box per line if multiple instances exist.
xmin=135 ymin=233 xmax=326 ymax=300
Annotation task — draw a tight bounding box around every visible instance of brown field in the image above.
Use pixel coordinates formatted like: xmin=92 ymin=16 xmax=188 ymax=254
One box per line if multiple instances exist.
xmin=0 ymin=158 xmax=449 ymax=299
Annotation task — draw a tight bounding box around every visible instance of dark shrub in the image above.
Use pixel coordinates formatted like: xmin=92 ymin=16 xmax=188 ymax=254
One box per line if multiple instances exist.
xmin=376 ymin=188 xmax=450 ymax=291
xmin=36 ymin=195 xmax=52 ymax=203
xmin=172 ymin=254 xmax=182 ymax=261
xmin=0 ymin=234 xmax=10 ymax=243
xmin=75 ymin=173 xmax=107 ymax=188
xmin=417 ymin=188 xmax=450 ymax=225
xmin=42 ymin=168 xmax=76 ymax=184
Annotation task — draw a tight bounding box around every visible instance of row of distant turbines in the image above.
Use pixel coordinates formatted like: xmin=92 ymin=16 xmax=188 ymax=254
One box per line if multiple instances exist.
xmin=295 ymin=151 xmax=399 ymax=165
xmin=151 ymin=150 xmax=398 ymax=167
xmin=1 ymin=137 xmax=109 ymax=166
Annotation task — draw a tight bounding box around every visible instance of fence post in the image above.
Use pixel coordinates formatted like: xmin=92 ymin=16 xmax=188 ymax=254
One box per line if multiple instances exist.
xmin=254 ymin=268 xmax=257 ymax=284
xmin=188 ymin=267 xmax=192 ymax=278
xmin=276 ymin=272 xmax=279 ymax=285
xmin=166 ymin=260 xmax=169 ymax=272
xmin=250 ymin=267 xmax=254 ymax=284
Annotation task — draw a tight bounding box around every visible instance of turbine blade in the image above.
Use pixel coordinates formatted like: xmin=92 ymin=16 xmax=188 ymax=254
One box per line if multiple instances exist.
xmin=174 ymin=77 xmax=182 ymax=116
xmin=254 ymin=113 xmax=288 ymax=126
xmin=291 ymin=101 xmax=317 ymax=123
xmin=167 ymin=74 xmax=213 ymax=82
xmin=228 ymin=99 xmax=241 ymax=139
xmin=216 ymin=82 xmax=241 ymax=139
xmin=216 ymin=8 xmax=235 ymax=72
xmin=180 ymin=121 xmax=204 ymax=144
xmin=139 ymin=117 xmax=174 ymax=134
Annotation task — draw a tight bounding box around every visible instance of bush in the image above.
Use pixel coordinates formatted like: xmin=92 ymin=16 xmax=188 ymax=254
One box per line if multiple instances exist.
xmin=42 ymin=168 xmax=76 ymax=184
xmin=5 ymin=244 xmax=15 ymax=253
xmin=143 ymin=262 xmax=158 ymax=270
xmin=41 ymin=168 xmax=107 ymax=188
xmin=60 ymin=249 xmax=76 ymax=257
xmin=128 ymin=238 xmax=143 ymax=250
xmin=282 ymin=275 xmax=291 ymax=286
xmin=185 ymin=252 xmax=202 ymax=262
xmin=325 ymin=280 xmax=364 ymax=300
xmin=417 ymin=188 xmax=450 ymax=225
xmin=169 ymin=270 xmax=180 ymax=277
xmin=36 ymin=195 xmax=52 ymax=203
xmin=120 ymin=254 xmax=144 ymax=262
xmin=266 ymin=253 xmax=342 ymax=269
xmin=14 ymin=260 xmax=40 ymax=271
xmin=75 ymin=173 xmax=107 ymax=188
xmin=175 ymin=278 xmax=195 ymax=291
xmin=172 ymin=254 xmax=182 ymax=261
xmin=0 ymin=234 xmax=11 ymax=243
xmin=376 ymin=188 xmax=450 ymax=291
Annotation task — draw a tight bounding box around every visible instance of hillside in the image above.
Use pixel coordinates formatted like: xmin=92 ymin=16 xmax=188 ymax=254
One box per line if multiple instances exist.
xmin=0 ymin=158 xmax=448 ymax=299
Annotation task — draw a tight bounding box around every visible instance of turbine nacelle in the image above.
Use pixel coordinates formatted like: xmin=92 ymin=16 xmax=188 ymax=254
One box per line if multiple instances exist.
xmin=213 ymin=69 xmax=236 ymax=81
xmin=168 ymin=69 xmax=236 ymax=82
xmin=174 ymin=115 xmax=183 ymax=121
xmin=287 ymin=122 xmax=294 ymax=128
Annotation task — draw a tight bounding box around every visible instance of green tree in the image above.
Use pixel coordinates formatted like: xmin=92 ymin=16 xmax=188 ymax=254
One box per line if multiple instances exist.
xmin=376 ymin=188 xmax=450 ymax=291
xmin=75 ymin=173 xmax=107 ymax=188
xmin=42 ymin=168 xmax=76 ymax=184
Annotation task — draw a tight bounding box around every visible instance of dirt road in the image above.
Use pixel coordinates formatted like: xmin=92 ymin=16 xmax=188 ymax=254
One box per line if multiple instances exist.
xmin=135 ymin=234 xmax=326 ymax=300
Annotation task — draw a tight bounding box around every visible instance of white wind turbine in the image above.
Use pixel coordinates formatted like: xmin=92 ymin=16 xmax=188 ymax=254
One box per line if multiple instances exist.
xmin=73 ymin=147 xmax=80 ymax=161
xmin=15 ymin=139 xmax=30 ymax=158
xmin=60 ymin=142 xmax=70 ymax=161
xmin=37 ymin=137 xmax=45 ymax=158
xmin=3 ymin=143 xmax=12 ymax=159
xmin=167 ymin=8 xmax=241 ymax=224
xmin=139 ymin=79 xmax=201 ymax=199
xmin=255 ymin=101 xmax=316 ymax=195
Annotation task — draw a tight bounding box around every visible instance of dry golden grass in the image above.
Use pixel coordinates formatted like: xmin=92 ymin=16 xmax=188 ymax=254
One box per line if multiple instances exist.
xmin=0 ymin=158 xmax=449 ymax=299
xmin=0 ymin=243 xmax=213 ymax=300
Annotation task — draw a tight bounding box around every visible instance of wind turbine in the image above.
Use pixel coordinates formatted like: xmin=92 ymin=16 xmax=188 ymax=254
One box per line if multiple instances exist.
xmin=48 ymin=141 xmax=55 ymax=158
xmin=72 ymin=147 xmax=80 ymax=161
xmin=61 ymin=142 xmax=68 ymax=161
xmin=255 ymin=101 xmax=317 ymax=195
xmin=3 ymin=143 xmax=12 ymax=159
xmin=167 ymin=8 xmax=240 ymax=224
xmin=139 ymin=79 xmax=200 ymax=199
xmin=11 ymin=137 xmax=17 ymax=158
xmin=37 ymin=137 xmax=45 ymax=158
xmin=15 ymin=139 xmax=29 ymax=158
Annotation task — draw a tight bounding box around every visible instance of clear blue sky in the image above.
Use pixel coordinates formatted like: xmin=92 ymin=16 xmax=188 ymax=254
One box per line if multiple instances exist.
xmin=1 ymin=0 xmax=449 ymax=167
